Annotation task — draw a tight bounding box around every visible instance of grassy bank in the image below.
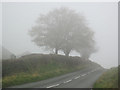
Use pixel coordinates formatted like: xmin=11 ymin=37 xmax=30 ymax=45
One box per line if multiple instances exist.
xmin=2 ymin=54 xmax=101 ymax=88
xmin=94 ymin=67 xmax=118 ymax=88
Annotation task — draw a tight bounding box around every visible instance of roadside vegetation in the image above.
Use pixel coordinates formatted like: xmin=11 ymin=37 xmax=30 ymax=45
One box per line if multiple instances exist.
xmin=94 ymin=66 xmax=118 ymax=88
xmin=2 ymin=54 xmax=101 ymax=88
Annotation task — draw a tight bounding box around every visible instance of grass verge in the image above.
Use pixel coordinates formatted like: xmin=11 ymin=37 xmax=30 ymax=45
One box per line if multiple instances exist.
xmin=93 ymin=67 xmax=118 ymax=88
xmin=3 ymin=65 xmax=86 ymax=88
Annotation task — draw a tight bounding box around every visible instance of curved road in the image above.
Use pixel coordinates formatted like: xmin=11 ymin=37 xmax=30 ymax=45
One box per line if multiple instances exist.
xmin=11 ymin=67 xmax=105 ymax=88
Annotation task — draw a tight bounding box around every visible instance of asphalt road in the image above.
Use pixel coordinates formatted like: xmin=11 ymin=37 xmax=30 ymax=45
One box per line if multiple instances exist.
xmin=11 ymin=67 xmax=105 ymax=88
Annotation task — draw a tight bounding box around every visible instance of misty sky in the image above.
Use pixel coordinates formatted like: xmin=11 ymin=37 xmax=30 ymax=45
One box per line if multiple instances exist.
xmin=1 ymin=2 xmax=118 ymax=68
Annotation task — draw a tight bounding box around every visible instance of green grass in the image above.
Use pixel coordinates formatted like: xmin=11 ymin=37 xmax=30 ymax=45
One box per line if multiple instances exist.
xmin=2 ymin=54 xmax=101 ymax=88
xmin=2 ymin=65 xmax=85 ymax=88
xmin=94 ymin=67 xmax=118 ymax=88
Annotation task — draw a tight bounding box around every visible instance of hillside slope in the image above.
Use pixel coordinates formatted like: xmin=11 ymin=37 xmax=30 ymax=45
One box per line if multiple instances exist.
xmin=2 ymin=54 xmax=102 ymax=87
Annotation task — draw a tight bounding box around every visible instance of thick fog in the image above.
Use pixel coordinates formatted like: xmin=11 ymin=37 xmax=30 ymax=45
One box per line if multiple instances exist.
xmin=2 ymin=2 xmax=118 ymax=69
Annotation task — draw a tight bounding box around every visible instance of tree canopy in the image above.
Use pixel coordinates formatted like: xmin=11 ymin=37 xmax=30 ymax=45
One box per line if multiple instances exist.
xmin=29 ymin=7 xmax=96 ymax=59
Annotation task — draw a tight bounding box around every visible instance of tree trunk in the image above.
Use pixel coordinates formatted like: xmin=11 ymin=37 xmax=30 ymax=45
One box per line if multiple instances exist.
xmin=55 ymin=48 xmax=58 ymax=54
xmin=64 ymin=50 xmax=70 ymax=56
xmin=65 ymin=52 xmax=69 ymax=56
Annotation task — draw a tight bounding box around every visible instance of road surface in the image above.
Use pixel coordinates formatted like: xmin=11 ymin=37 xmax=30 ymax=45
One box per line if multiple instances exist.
xmin=10 ymin=67 xmax=105 ymax=88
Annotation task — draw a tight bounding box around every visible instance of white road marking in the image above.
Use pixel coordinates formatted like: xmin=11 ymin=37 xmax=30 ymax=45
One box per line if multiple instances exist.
xmin=90 ymin=68 xmax=99 ymax=73
xmin=87 ymin=72 xmax=91 ymax=74
xmin=63 ymin=79 xmax=72 ymax=83
xmin=47 ymin=68 xmax=100 ymax=88
xmin=46 ymin=84 xmax=60 ymax=88
xmin=81 ymin=74 xmax=86 ymax=76
xmin=91 ymin=70 xmax=95 ymax=73
xmin=74 ymin=76 xmax=81 ymax=79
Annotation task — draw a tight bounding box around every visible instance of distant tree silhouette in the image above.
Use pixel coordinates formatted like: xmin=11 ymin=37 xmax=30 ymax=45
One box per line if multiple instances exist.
xmin=29 ymin=7 xmax=96 ymax=58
